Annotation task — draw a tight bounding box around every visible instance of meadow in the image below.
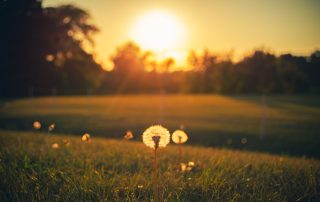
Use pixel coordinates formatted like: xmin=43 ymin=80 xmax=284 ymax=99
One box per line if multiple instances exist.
xmin=0 ymin=95 xmax=320 ymax=201
xmin=0 ymin=95 xmax=320 ymax=157
xmin=0 ymin=130 xmax=319 ymax=201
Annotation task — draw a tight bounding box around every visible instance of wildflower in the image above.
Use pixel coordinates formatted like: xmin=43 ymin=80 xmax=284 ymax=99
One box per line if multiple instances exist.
xmin=51 ymin=143 xmax=59 ymax=149
xmin=142 ymin=125 xmax=170 ymax=149
xmin=124 ymin=130 xmax=134 ymax=140
xmin=33 ymin=121 xmax=41 ymax=130
xmin=82 ymin=133 xmax=91 ymax=142
xmin=172 ymin=130 xmax=188 ymax=144
xmin=137 ymin=185 xmax=143 ymax=189
xmin=48 ymin=123 xmax=55 ymax=132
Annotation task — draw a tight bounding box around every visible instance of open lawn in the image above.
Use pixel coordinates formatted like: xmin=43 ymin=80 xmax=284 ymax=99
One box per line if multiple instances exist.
xmin=0 ymin=130 xmax=319 ymax=201
xmin=0 ymin=95 xmax=320 ymax=158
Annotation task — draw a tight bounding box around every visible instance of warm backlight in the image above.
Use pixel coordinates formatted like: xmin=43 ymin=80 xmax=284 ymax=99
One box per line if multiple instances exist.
xmin=130 ymin=11 xmax=185 ymax=52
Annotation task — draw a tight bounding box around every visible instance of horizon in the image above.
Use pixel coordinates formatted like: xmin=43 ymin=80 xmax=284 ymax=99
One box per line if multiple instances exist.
xmin=43 ymin=0 xmax=320 ymax=70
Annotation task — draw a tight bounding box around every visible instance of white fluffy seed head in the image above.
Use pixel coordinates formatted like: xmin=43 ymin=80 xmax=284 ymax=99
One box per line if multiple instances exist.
xmin=172 ymin=130 xmax=188 ymax=144
xmin=142 ymin=125 xmax=170 ymax=149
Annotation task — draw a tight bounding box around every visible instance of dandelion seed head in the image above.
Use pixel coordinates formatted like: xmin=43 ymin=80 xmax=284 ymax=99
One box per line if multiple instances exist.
xmin=51 ymin=143 xmax=59 ymax=149
xmin=142 ymin=125 xmax=170 ymax=149
xmin=241 ymin=138 xmax=247 ymax=144
xmin=48 ymin=123 xmax=55 ymax=132
xmin=124 ymin=130 xmax=134 ymax=140
xmin=82 ymin=133 xmax=91 ymax=142
xmin=33 ymin=121 xmax=41 ymax=130
xmin=172 ymin=130 xmax=188 ymax=144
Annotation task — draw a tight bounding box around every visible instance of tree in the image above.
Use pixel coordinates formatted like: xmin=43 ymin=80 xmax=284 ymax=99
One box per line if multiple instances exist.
xmin=0 ymin=1 xmax=103 ymax=97
xmin=111 ymin=42 xmax=145 ymax=74
xmin=308 ymin=50 xmax=320 ymax=92
xmin=277 ymin=54 xmax=308 ymax=93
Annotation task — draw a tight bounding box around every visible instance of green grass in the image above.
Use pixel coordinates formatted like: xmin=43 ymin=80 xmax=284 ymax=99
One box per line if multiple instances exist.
xmin=0 ymin=95 xmax=320 ymax=157
xmin=0 ymin=130 xmax=319 ymax=201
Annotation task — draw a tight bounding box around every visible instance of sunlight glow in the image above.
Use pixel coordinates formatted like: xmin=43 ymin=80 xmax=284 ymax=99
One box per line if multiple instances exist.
xmin=130 ymin=11 xmax=185 ymax=52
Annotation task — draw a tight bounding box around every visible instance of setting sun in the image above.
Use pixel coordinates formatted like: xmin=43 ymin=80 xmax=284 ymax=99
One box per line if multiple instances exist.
xmin=130 ymin=11 xmax=185 ymax=53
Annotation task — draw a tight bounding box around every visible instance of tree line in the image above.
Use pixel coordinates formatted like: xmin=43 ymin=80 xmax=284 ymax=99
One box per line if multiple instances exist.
xmin=1 ymin=1 xmax=319 ymax=97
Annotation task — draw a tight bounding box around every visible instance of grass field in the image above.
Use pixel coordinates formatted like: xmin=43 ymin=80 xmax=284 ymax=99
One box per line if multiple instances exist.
xmin=0 ymin=130 xmax=319 ymax=201
xmin=1 ymin=95 xmax=320 ymax=157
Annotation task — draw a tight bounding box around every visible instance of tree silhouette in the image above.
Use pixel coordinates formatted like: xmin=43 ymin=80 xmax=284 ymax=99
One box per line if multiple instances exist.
xmin=0 ymin=1 xmax=103 ymax=97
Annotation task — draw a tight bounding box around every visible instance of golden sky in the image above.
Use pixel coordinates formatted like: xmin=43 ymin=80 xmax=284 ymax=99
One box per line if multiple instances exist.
xmin=44 ymin=0 xmax=320 ymax=70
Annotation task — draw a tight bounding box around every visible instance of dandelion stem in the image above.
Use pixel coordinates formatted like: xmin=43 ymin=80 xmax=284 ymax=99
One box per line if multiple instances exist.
xmin=153 ymin=148 xmax=158 ymax=202
xmin=179 ymin=145 xmax=182 ymax=163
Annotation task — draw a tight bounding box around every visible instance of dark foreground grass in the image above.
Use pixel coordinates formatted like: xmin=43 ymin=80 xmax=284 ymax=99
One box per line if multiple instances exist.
xmin=0 ymin=130 xmax=319 ymax=201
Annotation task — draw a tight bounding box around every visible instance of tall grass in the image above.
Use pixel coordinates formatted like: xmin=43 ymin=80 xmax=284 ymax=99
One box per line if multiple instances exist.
xmin=0 ymin=130 xmax=319 ymax=201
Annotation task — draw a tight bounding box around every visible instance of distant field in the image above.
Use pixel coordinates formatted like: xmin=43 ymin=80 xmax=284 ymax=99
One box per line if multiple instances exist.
xmin=0 ymin=131 xmax=319 ymax=201
xmin=0 ymin=95 xmax=320 ymax=157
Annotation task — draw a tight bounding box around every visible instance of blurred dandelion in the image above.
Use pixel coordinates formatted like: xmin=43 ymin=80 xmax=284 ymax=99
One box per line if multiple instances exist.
xmin=124 ymin=130 xmax=134 ymax=140
xmin=33 ymin=121 xmax=41 ymax=130
xmin=241 ymin=138 xmax=247 ymax=144
xmin=82 ymin=133 xmax=91 ymax=142
xmin=142 ymin=125 xmax=170 ymax=202
xmin=62 ymin=139 xmax=70 ymax=146
xmin=172 ymin=130 xmax=188 ymax=144
xmin=51 ymin=143 xmax=59 ymax=149
xmin=180 ymin=163 xmax=187 ymax=172
xmin=188 ymin=161 xmax=195 ymax=167
xmin=172 ymin=130 xmax=188 ymax=163
xmin=180 ymin=161 xmax=195 ymax=172
xmin=48 ymin=123 xmax=55 ymax=133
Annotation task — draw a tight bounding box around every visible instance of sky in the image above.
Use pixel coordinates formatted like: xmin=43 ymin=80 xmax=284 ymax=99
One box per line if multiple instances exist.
xmin=44 ymin=0 xmax=320 ymax=70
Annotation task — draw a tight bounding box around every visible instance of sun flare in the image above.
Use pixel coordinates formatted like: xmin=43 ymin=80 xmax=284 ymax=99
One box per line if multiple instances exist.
xmin=130 ymin=11 xmax=185 ymax=52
